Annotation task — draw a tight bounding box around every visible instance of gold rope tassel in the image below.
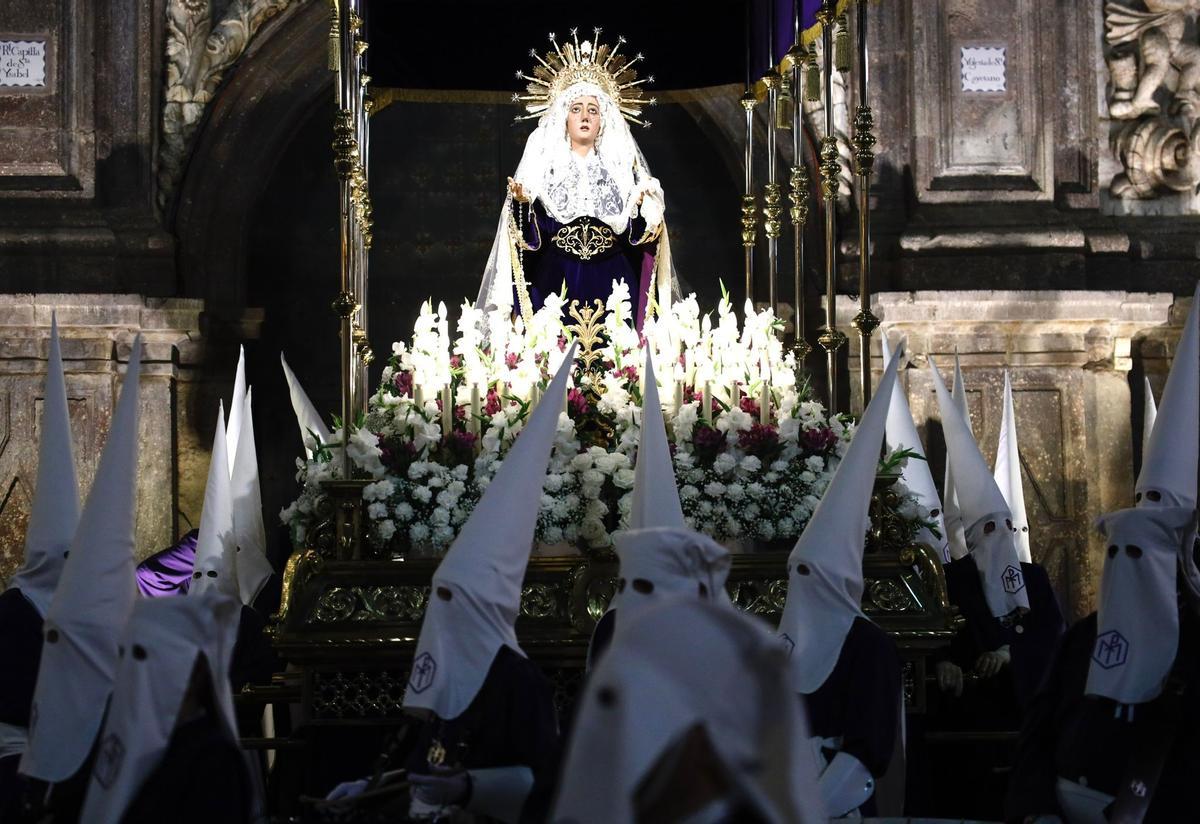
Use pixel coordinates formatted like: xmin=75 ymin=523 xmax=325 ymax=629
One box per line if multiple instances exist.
xmin=834 ymin=15 xmax=851 ymax=74
xmin=776 ymin=75 xmax=795 ymax=131
xmin=327 ymin=0 xmax=340 ymax=72
xmin=805 ymin=47 xmax=821 ymax=102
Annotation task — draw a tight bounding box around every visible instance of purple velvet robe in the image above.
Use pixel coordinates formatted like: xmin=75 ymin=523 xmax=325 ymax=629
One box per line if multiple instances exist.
xmin=135 ymin=530 xmax=199 ymax=598
xmin=517 ymin=199 xmax=657 ymax=328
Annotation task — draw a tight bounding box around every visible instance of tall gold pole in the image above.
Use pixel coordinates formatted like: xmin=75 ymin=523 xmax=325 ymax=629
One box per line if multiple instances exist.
xmin=816 ymin=0 xmax=846 ymax=411
xmin=787 ymin=1 xmax=810 ymax=360
xmin=850 ymin=0 xmax=878 ymax=411
xmin=741 ymin=91 xmax=758 ymax=307
xmin=741 ymin=1 xmax=757 ymax=307
xmin=763 ymin=11 xmax=782 ymax=320
xmin=331 ymin=0 xmax=358 ymax=480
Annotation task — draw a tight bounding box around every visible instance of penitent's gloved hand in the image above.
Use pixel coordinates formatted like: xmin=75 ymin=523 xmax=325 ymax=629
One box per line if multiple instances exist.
xmin=410 ymin=765 xmax=472 ymax=807
xmin=325 ymin=778 xmax=368 ymax=801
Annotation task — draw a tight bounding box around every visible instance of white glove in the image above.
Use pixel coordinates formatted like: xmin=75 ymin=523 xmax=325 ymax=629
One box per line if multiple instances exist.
xmin=975 ymin=645 xmax=1011 ymax=678
xmin=410 ymin=765 xmax=471 ymax=806
xmin=935 ymin=660 xmax=964 ymax=697
xmin=325 ymin=778 xmax=368 ymax=801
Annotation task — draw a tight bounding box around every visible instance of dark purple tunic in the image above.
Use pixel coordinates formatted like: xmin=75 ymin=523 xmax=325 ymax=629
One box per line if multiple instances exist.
xmin=517 ymin=199 xmax=657 ymax=328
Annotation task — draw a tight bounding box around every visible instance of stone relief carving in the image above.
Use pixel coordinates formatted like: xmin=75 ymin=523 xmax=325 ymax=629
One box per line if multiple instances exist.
xmin=159 ymin=0 xmax=293 ymax=212
xmin=1103 ymin=1 xmax=1200 ymax=206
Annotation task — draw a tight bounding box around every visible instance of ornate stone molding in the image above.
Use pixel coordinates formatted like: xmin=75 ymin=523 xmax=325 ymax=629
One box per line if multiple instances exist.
xmin=159 ymin=0 xmax=294 ymax=211
xmin=1102 ymin=1 xmax=1200 ymax=211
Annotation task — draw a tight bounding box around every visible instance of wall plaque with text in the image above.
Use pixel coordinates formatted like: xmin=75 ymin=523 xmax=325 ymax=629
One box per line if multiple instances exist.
xmin=960 ymin=45 xmax=1006 ymax=94
xmin=0 ymin=39 xmax=47 ymax=88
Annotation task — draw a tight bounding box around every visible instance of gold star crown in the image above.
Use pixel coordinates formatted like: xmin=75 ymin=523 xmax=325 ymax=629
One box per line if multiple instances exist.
xmin=514 ymin=28 xmax=655 ymax=127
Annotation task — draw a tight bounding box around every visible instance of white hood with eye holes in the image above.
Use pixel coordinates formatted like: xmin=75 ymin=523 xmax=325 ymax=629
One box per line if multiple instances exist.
xmin=994 ymin=371 xmax=1032 ymax=564
xmin=80 ymin=589 xmax=243 ymax=824
xmin=776 ymin=346 xmax=901 ymax=695
xmin=930 ymin=357 xmax=1030 ymax=620
xmin=880 ymin=334 xmax=949 ymax=564
xmin=22 ymin=339 xmax=143 ymax=782
xmin=1087 ymin=505 xmax=1194 ymax=705
xmin=403 ymin=345 xmax=577 ymax=721
xmin=609 ymin=527 xmax=731 ymax=635
xmin=189 ymin=402 xmax=239 ymax=600
xmin=8 ymin=314 xmax=81 ymax=618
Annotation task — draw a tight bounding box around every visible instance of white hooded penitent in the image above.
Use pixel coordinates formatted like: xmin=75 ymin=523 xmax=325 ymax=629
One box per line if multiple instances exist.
xmin=1086 ymin=505 xmax=1194 ymax=705
xmin=880 ymin=334 xmax=949 ymax=564
xmin=941 ymin=352 xmax=972 ymax=561
xmin=993 ymin=371 xmax=1032 ymax=564
xmin=80 ymin=589 xmax=244 ymax=823
xmin=22 ymin=338 xmax=143 ymax=782
xmin=628 ymin=349 xmax=684 ymax=530
xmin=403 ymin=344 xmax=577 ymax=721
xmin=609 ymin=527 xmax=732 ymax=635
xmin=8 ymin=314 xmax=81 ymax=618
xmin=930 ymin=357 xmax=1030 ymax=620
xmin=1142 ymin=375 xmax=1157 ymax=458
xmin=225 ymin=345 xmax=247 ymax=471
xmin=190 ymin=402 xmax=238 ymax=600
xmin=553 ymin=599 xmax=826 ymax=824
xmin=776 ymin=344 xmax=901 ymax=695
xmin=281 ymin=352 xmax=332 ymax=458
xmin=1135 ymin=283 xmax=1200 ymax=602
xmin=230 ymin=387 xmax=274 ymax=605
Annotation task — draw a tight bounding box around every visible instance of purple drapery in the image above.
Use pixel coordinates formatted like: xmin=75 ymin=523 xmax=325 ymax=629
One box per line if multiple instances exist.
xmin=136 ymin=530 xmax=199 ymax=597
xmin=749 ymin=0 xmax=831 ymax=82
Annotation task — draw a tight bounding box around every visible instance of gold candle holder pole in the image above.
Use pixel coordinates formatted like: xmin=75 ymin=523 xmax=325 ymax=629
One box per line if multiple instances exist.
xmin=741 ymin=91 xmax=759 ymax=307
xmin=816 ymin=0 xmax=846 ymax=412
xmin=787 ymin=11 xmax=811 ymax=362
xmin=849 ymin=0 xmax=879 ymax=411
xmin=764 ymin=66 xmax=783 ymax=322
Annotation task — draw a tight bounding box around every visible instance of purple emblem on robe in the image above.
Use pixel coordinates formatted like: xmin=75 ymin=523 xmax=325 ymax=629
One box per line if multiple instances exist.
xmin=136 ymin=530 xmax=199 ymax=598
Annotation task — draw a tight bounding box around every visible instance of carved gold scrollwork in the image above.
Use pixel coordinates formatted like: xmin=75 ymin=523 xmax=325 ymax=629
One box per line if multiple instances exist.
xmin=520 ymin=583 xmax=562 ymax=619
xmin=865 ymin=578 xmax=916 ymax=613
xmin=729 ymin=579 xmax=790 ymax=616
xmin=740 ymin=194 xmax=758 ymax=247
xmin=551 ymin=222 xmax=616 ymax=260
xmin=312 ymin=670 xmax=408 ymax=719
xmin=565 ymin=300 xmax=607 ymax=371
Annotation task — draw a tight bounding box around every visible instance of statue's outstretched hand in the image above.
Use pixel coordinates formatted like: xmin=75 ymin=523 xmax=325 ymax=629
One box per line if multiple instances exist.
xmin=508 ymin=177 xmax=530 ymax=203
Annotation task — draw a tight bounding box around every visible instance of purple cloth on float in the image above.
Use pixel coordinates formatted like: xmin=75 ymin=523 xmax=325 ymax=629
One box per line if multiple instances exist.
xmin=518 ymin=200 xmax=657 ymax=330
xmin=752 ymin=0 xmax=828 ymax=78
xmin=136 ymin=530 xmax=199 ymax=597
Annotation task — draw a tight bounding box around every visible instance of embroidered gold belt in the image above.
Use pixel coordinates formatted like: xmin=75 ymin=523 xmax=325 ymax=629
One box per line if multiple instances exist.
xmin=551 ymin=219 xmax=616 ymax=261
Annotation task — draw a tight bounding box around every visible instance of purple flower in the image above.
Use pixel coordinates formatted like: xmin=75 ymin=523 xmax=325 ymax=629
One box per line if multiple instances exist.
xmin=613 ymin=365 xmax=639 ymax=383
xmin=737 ymin=423 xmax=781 ymax=459
xmin=800 ymin=426 xmax=838 ymax=453
xmin=505 ymin=352 xmax=519 ymax=369
xmin=393 ymin=370 xmax=413 ymax=397
xmin=692 ymin=424 xmax=726 ymax=462
xmin=444 ymin=430 xmax=477 ymax=466
xmin=450 ymin=355 xmax=463 ymax=369
xmin=567 ymin=387 xmax=589 ymax=417
xmin=738 ymin=396 xmax=760 ymax=419
xmin=485 ymin=388 xmax=502 ymax=416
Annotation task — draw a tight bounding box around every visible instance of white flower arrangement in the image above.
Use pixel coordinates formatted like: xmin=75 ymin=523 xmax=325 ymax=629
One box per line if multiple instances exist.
xmin=282 ymin=284 xmax=933 ymax=555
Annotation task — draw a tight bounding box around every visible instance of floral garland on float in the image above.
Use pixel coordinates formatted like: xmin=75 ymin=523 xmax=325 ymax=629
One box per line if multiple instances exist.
xmin=281 ymin=282 xmax=938 ymax=556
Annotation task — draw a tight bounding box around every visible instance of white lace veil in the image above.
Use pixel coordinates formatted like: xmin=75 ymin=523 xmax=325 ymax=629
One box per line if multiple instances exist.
xmin=475 ymin=81 xmax=679 ymax=321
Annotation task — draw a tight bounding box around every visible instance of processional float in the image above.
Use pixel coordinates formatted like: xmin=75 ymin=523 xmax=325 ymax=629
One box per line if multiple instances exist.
xmin=265 ymin=2 xmax=954 ymax=800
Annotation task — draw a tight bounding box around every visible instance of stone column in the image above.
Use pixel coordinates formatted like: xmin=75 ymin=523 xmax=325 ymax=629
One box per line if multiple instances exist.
xmin=0 ymin=295 xmax=204 ymax=583
xmin=836 ymin=290 xmax=1174 ymax=620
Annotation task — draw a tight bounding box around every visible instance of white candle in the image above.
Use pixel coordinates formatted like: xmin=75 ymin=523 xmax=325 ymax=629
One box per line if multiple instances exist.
xmin=414 ymin=383 xmax=425 ymax=412
xmin=469 ymin=384 xmax=481 ymax=435
xmin=702 ymin=381 xmax=712 ymax=424
xmin=730 ymin=382 xmax=741 ymax=410
xmin=674 ymin=380 xmax=684 ymax=415
xmin=759 ymin=381 xmax=770 ymax=425
xmin=441 ymin=385 xmax=452 ymax=436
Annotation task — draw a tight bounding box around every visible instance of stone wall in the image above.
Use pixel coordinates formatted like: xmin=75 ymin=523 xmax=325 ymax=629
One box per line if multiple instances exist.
xmin=0 ymin=295 xmax=207 ymax=584
xmin=836 ymin=290 xmax=1178 ymax=620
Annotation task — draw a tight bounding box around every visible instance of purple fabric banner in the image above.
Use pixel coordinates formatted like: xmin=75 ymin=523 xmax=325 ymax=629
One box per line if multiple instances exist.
xmin=750 ymin=0 xmax=835 ymax=82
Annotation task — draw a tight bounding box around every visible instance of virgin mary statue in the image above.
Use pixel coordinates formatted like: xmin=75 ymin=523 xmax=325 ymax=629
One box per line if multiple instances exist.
xmin=475 ymin=30 xmax=679 ymax=329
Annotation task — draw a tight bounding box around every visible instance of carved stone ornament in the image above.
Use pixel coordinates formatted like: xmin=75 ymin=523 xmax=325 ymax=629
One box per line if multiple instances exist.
xmin=159 ymin=0 xmax=293 ymax=211
xmin=1103 ymin=1 xmax=1200 ymax=207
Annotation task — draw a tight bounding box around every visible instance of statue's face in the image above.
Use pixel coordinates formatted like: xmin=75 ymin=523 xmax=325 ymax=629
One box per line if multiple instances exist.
xmin=567 ymin=95 xmax=601 ymax=151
